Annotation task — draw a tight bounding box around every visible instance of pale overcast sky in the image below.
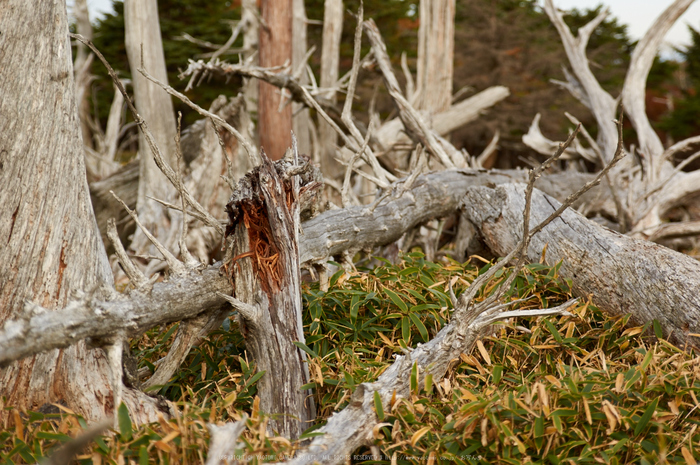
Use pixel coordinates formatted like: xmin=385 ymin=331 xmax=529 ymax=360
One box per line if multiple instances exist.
xmin=75 ymin=0 xmax=700 ymax=54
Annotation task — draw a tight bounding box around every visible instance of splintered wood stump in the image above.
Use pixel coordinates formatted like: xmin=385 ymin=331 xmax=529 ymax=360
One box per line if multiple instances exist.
xmin=224 ymin=150 xmax=320 ymax=440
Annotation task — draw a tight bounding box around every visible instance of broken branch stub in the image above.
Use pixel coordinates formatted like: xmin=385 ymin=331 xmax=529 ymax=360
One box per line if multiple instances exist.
xmin=223 ymin=149 xmax=321 ymax=440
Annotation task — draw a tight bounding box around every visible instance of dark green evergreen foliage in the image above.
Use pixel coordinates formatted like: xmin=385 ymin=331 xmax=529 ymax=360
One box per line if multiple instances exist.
xmin=659 ymin=25 xmax=700 ymax=141
xmin=564 ymin=5 xmax=633 ymax=91
xmin=682 ymin=25 xmax=700 ymax=87
xmin=89 ymin=0 xmax=241 ymax=128
xmin=305 ymin=0 xmax=417 ymax=64
xmin=647 ymin=56 xmax=679 ymax=90
xmin=658 ymin=92 xmax=700 ymax=141
xmin=450 ymin=0 xmax=587 ymax=163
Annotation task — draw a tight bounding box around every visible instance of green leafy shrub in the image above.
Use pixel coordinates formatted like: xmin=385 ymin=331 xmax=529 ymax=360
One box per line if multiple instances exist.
xmin=3 ymin=254 xmax=700 ymax=464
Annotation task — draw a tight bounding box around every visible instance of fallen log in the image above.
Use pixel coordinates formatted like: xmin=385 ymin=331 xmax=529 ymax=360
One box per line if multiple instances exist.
xmin=0 ymin=169 xmax=612 ymax=366
xmin=299 ymin=169 xmax=612 ymax=264
xmin=461 ymin=183 xmax=700 ymax=350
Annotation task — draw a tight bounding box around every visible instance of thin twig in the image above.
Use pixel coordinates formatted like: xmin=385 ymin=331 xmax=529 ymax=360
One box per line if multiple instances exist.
xmin=110 ymin=191 xmax=187 ymax=276
xmin=339 ymin=4 xmax=392 ymax=186
xmin=70 ymin=33 xmax=226 ymax=237
xmin=106 ymin=219 xmax=149 ymax=289
xmin=175 ymin=113 xmax=198 ymax=267
xmin=137 ymin=65 xmax=257 ymax=166
xmin=457 ymin=124 xmax=584 ymax=310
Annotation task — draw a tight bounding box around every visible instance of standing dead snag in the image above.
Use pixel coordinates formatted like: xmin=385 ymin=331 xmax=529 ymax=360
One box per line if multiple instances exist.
xmin=222 ymin=146 xmax=321 ymax=440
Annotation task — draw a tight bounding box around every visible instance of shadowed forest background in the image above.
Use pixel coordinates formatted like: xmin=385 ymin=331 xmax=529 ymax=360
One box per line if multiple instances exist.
xmin=82 ymin=0 xmax=700 ymax=172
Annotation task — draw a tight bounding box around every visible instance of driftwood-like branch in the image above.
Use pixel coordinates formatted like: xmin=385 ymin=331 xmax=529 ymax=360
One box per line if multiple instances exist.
xmin=662 ymin=135 xmax=700 ymax=161
xmin=271 ymin=132 xmax=586 ymax=463
xmin=376 ymin=86 xmax=510 ymax=152
xmin=141 ymin=308 xmax=229 ymax=391
xmin=71 ymin=33 xmax=225 ymax=237
xmin=363 ymin=19 xmax=458 ymax=168
xmin=0 ymin=266 xmax=231 ymax=367
xmin=543 ymin=1 xmax=619 ymax=160
xmin=206 ymin=416 xmax=248 ymax=465
xmin=180 ymin=59 xmax=373 ymax=152
xmin=111 ymin=191 xmax=188 ymax=276
xmin=522 ymin=113 xmax=590 ymax=161
xmin=339 ymin=4 xmax=391 ymax=187
xmin=275 ymin=299 xmax=577 ymax=465
xmin=299 ymin=169 xmax=609 ymax=264
xmin=621 ymin=0 xmax=693 ymax=167
xmin=107 ymin=218 xmax=149 ymax=289
xmin=139 ymin=66 xmax=258 ymax=167
xmin=648 ymin=220 xmax=700 ymax=242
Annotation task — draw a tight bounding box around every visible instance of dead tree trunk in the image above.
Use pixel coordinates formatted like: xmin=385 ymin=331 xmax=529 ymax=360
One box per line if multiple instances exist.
xmin=223 ymin=152 xmax=319 ymax=439
xmin=292 ymin=0 xmax=312 ymax=156
xmin=318 ymin=0 xmax=344 ymax=180
xmin=73 ymin=0 xmax=94 ymax=152
xmin=242 ymin=0 xmax=259 ymax=125
xmin=259 ymin=0 xmax=293 ymax=160
xmin=0 ymin=0 xmax=163 ymax=423
xmin=415 ymin=0 xmax=455 ymax=112
xmin=124 ymin=0 xmax=179 ymax=255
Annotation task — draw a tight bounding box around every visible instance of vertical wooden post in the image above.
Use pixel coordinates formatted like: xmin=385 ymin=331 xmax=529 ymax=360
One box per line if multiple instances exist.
xmin=259 ymin=0 xmax=293 ymax=160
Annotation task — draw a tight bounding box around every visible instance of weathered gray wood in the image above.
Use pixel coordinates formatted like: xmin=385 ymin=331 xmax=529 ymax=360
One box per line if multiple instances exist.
xmin=376 ymin=86 xmax=510 ymax=154
xmin=318 ymin=0 xmax=344 ymax=180
xmin=124 ymin=0 xmax=179 ymax=254
xmin=224 ymin=153 xmax=317 ymax=439
xmin=0 ymin=266 xmax=232 ymax=368
xmin=89 ymin=96 xmax=248 ymax=256
xmin=73 ymin=0 xmax=94 ymax=154
xmin=242 ymin=0 xmax=259 ymax=117
xmin=461 ymin=183 xmax=700 ymax=350
xmin=292 ymin=0 xmax=312 ymax=156
xmin=298 ymin=169 xmax=608 ymax=265
xmin=206 ymin=418 xmax=248 ymax=465
xmin=90 ymin=160 xmax=139 ymax=252
xmin=544 ymin=0 xmax=619 ymax=162
xmin=621 ymin=0 xmax=693 ymax=169
xmin=102 ymin=83 xmax=125 ymax=163
xmin=181 ymin=59 xmax=374 ymax=151
xmin=543 ymin=0 xmax=700 ymax=236
xmin=0 ymin=0 xmax=162 ymax=423
xmin=364 ymin=19 xmax=458 ymax=168
xmin=1 ymin=169 xmax=607 ymax=368
xmin=415 ymin=0 xmax=455 ymax=112
xmin=268 ymin=297 xmax=576 ymax=464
